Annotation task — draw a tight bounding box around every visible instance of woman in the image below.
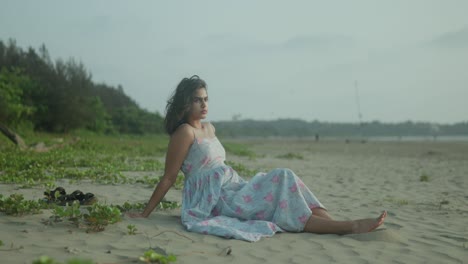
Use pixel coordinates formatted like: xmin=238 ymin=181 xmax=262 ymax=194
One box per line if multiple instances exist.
xmin=127 ymin=75 xmax=386 ymax=242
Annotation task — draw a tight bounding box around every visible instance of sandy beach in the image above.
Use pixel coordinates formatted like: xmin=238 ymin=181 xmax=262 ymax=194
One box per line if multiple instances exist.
xmin=1 ymin=138 xmax=467 ymax=264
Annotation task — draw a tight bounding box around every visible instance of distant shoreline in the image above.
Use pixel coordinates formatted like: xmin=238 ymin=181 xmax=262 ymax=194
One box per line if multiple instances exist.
xmin=221 ymin=135 xmax=468 ymax=142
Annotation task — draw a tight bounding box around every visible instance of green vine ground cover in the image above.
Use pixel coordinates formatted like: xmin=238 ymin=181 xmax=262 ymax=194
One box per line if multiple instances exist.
xmin=1 ymin=133 xmax=260 ymax=263
xmin=0 ymin=133 xmax=261 ymax=188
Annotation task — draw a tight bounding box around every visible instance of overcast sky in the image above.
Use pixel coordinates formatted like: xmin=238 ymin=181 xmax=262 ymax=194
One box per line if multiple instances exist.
xmin=1 ymin=0 xmax=467 ymax=124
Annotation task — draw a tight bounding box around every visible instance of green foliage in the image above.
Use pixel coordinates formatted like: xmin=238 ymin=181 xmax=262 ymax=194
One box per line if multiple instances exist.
xmin=32 ymin=256 xmax=59 ymax=264
xmin=0 ymin=134 xmax=169 ymax=187
xmin=52 ymin=201 xmax=82 ymax=225
xmin=420 ymin=173 xmax=430 ymax=182
xmin=173 ymin=174 xmax=184 ymax=190
xmin=0 ymin=193 xmax=46 ymax=216
xmin=83 ymin=203 xmax=122 ymax=232
xmin=85 ymin=96 xmax=115 ymax=134
xmin=213 ymin=119 xmax=468 ymax=137
xmin=115 ymin=200 xmax=181 ymax=213
xmin=0 ymin=67 xmax=36 ymax=127
xmin=276 ymin=152 xmax=304 ymax=160
xmin=52 ymin=202 xmax=122 ymax=232
xmin=127 ymin=224 xmax=138 ymax=235
xmin=439 ymin=199 xmax=450 ymax=209
xmin=384 ymin=197 xmax=409 ymax=206
xmin=225 ymin=161 xmax=257 ymax=177
xmin=139 ymin=249 xmax=177 ymax=264
xmin=157 ymin=199 xmax=181 ymax=210
xmin=222 ymin=142 xmax=256 ymax=159
xmin=0 ymin=39 xmax=164 ymax=134
xmin=32 ymin=256 xmax=94 ymax=264
xmin=115 ymin=201 xmax=147 ymax=212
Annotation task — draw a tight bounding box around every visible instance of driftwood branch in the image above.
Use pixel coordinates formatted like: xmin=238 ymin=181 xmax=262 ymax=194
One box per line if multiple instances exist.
xmin=0 ymin=123 xmax=27 ymax=150
xmin=0 ymin=123 xmax=80 ymax=152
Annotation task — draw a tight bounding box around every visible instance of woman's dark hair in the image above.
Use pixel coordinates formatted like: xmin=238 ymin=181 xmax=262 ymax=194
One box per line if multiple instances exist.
xmin=164 ymin=75 xmax=207 ymax=134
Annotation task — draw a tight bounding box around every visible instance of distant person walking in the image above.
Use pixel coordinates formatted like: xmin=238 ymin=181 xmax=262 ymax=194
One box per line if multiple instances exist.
xmin=127 ymin=75 xmax=386 ymax=241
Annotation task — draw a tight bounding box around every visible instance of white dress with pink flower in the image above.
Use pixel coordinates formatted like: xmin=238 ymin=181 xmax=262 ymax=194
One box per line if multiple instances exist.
xmin=180 ymin=137 xmax=325 ymax=242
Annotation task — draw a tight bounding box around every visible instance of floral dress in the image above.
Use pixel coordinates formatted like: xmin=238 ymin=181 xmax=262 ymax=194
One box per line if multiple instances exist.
xmin=180 ymin=137 xmax=325 ymax=242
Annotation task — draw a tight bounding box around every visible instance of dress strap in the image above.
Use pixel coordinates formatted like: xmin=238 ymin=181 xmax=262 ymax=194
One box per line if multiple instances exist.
xmin=191 ymin=126 xmax=198 ymax=142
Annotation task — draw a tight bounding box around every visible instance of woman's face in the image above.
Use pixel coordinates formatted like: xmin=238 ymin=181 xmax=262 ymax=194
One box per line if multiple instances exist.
xmin=188 ymin=88 xmax=208 ymax=120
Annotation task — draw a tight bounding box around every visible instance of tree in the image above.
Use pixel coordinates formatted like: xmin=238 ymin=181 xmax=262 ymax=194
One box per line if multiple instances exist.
xmin=86 ymin=96 xmax=115 ymax=134
xmin=0 ymin=67 xmax=35 ymax=126
xmin=0 ymin=39 xmax=166 ymax=134
xmin=0 ymin=67 xmax=36 ymax=149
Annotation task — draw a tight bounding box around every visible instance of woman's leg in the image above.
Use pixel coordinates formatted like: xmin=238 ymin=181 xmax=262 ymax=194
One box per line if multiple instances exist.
xmin=311 ymin=208 xmax=333 ymax=220
xmin=304 ymin=211 xmax=387 ymax=235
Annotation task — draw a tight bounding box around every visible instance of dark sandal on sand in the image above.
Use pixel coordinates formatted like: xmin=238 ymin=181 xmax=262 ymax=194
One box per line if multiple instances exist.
xmin=66 ymin=190 xmax=97 ymax=205
xmin=43 ymin=187 xmax=97 ymax=206
xmin=44 ymin=187 xmax=66 ymax=200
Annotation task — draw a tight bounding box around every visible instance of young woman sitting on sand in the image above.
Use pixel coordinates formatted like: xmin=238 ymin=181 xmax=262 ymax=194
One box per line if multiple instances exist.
xmin=127 ymin=75 xmax=387 ymax=242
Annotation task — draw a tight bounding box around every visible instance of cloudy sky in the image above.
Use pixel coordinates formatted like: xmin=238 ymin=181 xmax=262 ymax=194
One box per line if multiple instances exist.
xmin=1 ymin=0 xmax=467 ymax=124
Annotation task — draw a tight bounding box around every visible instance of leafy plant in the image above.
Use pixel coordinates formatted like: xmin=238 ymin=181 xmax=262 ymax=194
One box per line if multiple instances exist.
xmin=115 ymin=201 xmax=146 ymax=212
xmin=139 ymin=249 xmax=177 ymax=264
xmin=419 ymin=173 xmax=430 ymax=182
xmin=173 ymin=174 xmax=184 ymax=190
xmin=225 ymin=161 xmax=257 ymax=177
xmin=84 ymin=203 xmax=122 ymax=232
xmin=0 ymin=67 xmax=36 ymax=126
xmin=384 ymin=197 xmax=409 ymax=206
xmin=222 ymin=142 xmax=257 ymax=159
xmin=157 ymin=200 xmax=181 ymax=210
xmin=32 ymin=255 xmax=94 ymax=264
xmin=51 ymin=202 xmax=122 ymax=232
xmin=52 ymin=201 xmax=82 ymax=226
xmin=0 ymin=134 xmax=175 ymax=188
xmin=32 ymin=256 xmax=60 ymax=264
xmin=276 ymin=152 xmax=304 ymax=160
xmin=116 ymin=200 xmax=181 ymax=213
xmin=439 ymin=199 xmax=449 ymax=209
xmin=127 ymin=224 xmax=138 ymax=235
xmin=0 ymin=193 xmax=46 ymax=216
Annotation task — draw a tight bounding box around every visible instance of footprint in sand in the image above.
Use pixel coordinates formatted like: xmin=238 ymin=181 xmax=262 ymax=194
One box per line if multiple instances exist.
xmin=348 ymin=229 xmax=407 ymax=244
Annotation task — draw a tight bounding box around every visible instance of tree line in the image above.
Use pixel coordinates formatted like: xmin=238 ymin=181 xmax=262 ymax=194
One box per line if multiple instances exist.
xmin=1 ymin=39 xmax=467 ymax=139
xmin=212 ymin=119 xmax=468 ymax=138
xmin=0 ymin=39 xmax=163 ymax=135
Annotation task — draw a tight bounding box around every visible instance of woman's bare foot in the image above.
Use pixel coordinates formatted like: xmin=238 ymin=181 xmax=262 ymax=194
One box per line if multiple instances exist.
xmin=351 ymin=211 xmax=387 ymax=234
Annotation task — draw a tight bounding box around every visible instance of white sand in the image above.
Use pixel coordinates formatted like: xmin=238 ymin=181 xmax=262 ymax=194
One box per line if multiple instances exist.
xmin=1 ymin=139 xmax=467 ymax=263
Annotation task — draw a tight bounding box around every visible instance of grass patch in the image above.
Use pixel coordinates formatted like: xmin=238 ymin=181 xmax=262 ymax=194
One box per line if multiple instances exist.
xmin=222 ymin=142 xmax=257 ymax=160
xmin=0 ymin=134 xmax=170 ymax=188
xmin=1 ymin=133 xmax=183 ymax=263
xmin=384 ymin=197 xmax=409 ymax=206
xmin=419 ymin=173 xmax=430 ymax=182
xmin=225 ymin=161 xmax=258 ymax=177
xmin=0 ymin=193 xmax=50 ymax=216
xmin=127 ymin=224 xmax=138 ymax=235
xmin=276 ymin=152 xmax=304 ymax=160
xmin=438 ymin=199 xmax=449 ymax=209
xmin=32 ymin=256 xmax=94 ymax=264
xmin=139 ymin=249 xmax=177 ymax=263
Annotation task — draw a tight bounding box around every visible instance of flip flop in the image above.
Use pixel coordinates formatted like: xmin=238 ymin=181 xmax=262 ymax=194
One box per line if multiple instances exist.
xmin=43 ymin=187 xmax=66 ymax=202
xmin=43 ymin=187 xmax=97 ymax=206
xmin=66 ymin=190 xmax=97 ymax=205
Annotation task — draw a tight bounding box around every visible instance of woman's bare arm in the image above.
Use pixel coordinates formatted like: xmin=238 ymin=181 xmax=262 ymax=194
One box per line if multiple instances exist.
xmin=127 ymin=125 xmax=194 ymax=218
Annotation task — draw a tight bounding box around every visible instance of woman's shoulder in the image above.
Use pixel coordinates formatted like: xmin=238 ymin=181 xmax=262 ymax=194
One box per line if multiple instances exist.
xmin=172 ymin=123 xmax=195 ymax=142
xmin=203 ymin=122 xmax=216 ymax=133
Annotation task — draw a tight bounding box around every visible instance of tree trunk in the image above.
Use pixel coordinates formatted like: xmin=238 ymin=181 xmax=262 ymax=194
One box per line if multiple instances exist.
xmin=0 ymin=123 xmax=27 ymax=150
